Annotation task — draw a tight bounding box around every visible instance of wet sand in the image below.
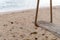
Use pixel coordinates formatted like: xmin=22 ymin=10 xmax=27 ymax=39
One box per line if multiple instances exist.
xmin=0 ymin=6 xmax=60 ymax=40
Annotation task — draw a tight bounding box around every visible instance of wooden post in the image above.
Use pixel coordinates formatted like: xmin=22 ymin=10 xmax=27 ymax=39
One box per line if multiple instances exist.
xmin=35 ymin=0 xmax=40 ymax=26
xmin=50 ymin=0 xmax=53 ymax=23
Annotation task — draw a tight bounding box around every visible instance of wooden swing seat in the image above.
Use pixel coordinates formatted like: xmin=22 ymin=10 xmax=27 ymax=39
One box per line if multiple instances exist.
xmin=37 ymin=21 xmax=60 ymax=38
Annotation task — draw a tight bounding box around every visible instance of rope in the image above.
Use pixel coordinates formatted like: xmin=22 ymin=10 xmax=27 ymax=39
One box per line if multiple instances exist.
xmin=35 ymin=0 xmax=40 ymax=25
xmin=35 ymin=0 xmax=53 ymax=26
xmin=50 ymin=0 xmax=53 ymax=23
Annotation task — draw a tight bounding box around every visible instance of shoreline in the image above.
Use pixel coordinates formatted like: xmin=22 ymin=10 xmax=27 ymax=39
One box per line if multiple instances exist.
xmin=0 ymin=5 xmax=60 ymax=13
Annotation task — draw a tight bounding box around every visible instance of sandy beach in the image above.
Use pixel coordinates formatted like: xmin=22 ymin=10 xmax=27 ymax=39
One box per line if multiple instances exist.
xmin=0 ymin=6 xmax=60 ymax=40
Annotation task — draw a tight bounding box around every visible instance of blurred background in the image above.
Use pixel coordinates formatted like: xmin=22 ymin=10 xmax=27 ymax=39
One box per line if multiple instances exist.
xmin=0 ymin=0 xmax=60 ymax=12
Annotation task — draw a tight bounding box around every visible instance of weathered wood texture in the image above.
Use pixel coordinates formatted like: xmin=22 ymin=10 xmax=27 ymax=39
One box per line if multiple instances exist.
xmin=37 ymin=21 xmax=60 ymax=38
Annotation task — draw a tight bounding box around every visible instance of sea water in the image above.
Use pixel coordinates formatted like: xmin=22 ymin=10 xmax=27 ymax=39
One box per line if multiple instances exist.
xmin=0 ymin=0 xmax=60 ymax=12
xmin=0 ymin=0 xmax=37 ymax=12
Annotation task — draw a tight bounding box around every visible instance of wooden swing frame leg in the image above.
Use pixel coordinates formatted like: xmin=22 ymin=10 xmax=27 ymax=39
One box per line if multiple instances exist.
xmin=35 ymin=0 xmax=53 ymax=27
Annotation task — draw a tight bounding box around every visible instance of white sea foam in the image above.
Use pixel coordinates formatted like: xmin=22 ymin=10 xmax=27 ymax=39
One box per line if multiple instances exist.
xmin=0 ymin=0 xmax=60 ymax=12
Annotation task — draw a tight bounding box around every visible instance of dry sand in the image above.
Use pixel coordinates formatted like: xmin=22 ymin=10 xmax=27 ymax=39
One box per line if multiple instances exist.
xmin=0 ymin=6 xmax=60 ymax=40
